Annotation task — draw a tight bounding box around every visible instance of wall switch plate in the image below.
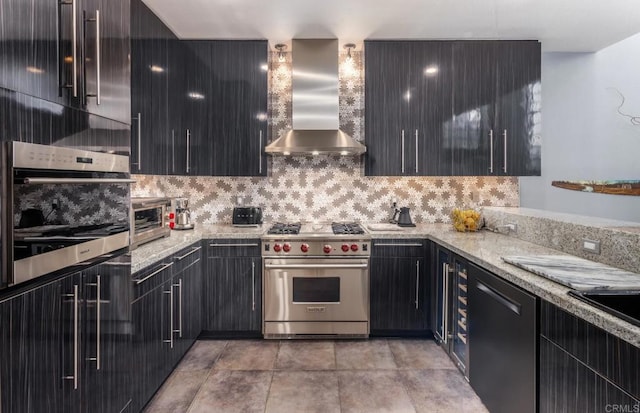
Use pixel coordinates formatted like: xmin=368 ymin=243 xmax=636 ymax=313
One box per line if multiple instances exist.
xmin=582 ymin=239 xmax=601 ymax=254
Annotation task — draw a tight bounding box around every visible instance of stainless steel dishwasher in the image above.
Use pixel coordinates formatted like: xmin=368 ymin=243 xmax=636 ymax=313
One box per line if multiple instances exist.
xmin=468 ymin=262 xmax=537 ymax=413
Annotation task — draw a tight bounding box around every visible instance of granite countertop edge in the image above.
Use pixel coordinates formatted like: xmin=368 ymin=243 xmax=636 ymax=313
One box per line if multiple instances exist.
xmin=130 ymin=223 xmax=640 ymax=347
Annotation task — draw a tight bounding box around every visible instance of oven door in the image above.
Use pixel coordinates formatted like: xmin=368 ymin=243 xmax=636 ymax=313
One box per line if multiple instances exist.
xmin=263 ymin=258 xmax=369 ymax=323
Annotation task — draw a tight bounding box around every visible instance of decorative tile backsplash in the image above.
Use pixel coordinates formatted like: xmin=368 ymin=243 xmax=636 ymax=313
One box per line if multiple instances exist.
xmin=132 ymin=50 xmax=519 ymax=224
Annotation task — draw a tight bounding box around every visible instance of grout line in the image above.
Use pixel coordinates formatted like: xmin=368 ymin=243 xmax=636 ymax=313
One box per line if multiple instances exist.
xmin=185 ymin=340 xmax=230 ymax=413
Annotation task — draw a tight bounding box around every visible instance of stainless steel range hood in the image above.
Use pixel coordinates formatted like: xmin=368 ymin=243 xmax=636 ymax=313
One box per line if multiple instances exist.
xmin=265 ymin=39 xmax=366 ymax=156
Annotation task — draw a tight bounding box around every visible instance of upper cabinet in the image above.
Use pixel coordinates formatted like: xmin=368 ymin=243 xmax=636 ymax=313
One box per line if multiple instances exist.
xmin=0 ymin=0 xmax=131 ymax=125
xmin=365 ymin=40 xmax=541 ymax=177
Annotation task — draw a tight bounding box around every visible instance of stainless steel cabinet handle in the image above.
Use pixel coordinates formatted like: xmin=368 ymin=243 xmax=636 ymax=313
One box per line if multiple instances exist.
xmin=173 ymin=279 xmax=183 ymax=338
xmin=415 ymin=260 xmax=420 ymax=309
xmin=374 ymin=243 xmax=423 ymax=247
xmin=264 ymin=263 xmax=368 ymax=269
xmin=489 ymin=129 xmax=494 ymax=173
xmin=137 ymin=113 xmax=142 ymax=169
xmin=443 ymin=263 xmax=450 ymax=344
xmin=59 ymin=0 xmax=78 ymax=96
xmin=415 ymin=129 xmax=419 ymax=174
xmin=251 ymin=260 xmax=256 ymax=312
xmin=163 ymin=287 xmax=174 ymax=348
xmin=63 ymin=285 xmax=79 ymax=389
xmin=135 ymin=262 xmax=174 ymax=285
xmin=186 ymin=129 xmax=191 ymax=173
xmin=171 ymin=129 xmax=175 ymax=174
xmin=476 ymin=281 xmax=521 ymax=315
xmin=83 ymin=11 xmax=100 ymax=103
xmin=23 ymin=177 xmax=136 ymax=185
xmin=175 ymin=246 xmax=202 ymax=261
xmin=502 ymin=129 xmax=508 ymax=173
xmin=401 ymin=130 xmax=405 ymax=173
xmin=96 ymin=275 xmax=101 ymax=370
xmin=209 ymin=243 xmax=259 ymax=247
xmin=259 ymin=130 xmax=263 ymax=174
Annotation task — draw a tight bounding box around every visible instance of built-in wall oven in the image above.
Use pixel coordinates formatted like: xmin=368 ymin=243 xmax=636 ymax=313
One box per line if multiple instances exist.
xmin=262 ymin=223 xmax=371 ymax=338
xmin=1 ymin=142 xmax=134 ymax=289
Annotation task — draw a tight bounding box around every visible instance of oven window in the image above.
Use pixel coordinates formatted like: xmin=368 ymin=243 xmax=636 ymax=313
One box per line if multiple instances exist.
xmin=293 ymin=277 xmax=340 ymax=303
xmin=134 ymin=207 xmax=163 ymax=234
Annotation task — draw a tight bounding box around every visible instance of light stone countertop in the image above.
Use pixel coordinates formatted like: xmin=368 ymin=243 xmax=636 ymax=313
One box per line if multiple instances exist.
xmin=130 ymin=222 xmax=640 ymax=347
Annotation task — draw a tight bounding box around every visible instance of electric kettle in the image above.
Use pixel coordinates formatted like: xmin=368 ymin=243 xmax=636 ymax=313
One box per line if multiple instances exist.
xmin=397 ymin=207 xmax=416 ymax=227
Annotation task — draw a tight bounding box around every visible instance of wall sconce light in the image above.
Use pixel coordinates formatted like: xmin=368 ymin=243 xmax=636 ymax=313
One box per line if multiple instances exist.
xmin=344 ymin=43 xmax=356 ymax=63
xmin=275 ymin=43 xmax=287 ymax=63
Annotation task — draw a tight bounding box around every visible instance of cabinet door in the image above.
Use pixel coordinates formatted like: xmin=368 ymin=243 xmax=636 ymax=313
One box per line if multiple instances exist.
xmin=433 ymin=247 xmax=451 ymax=343
xmin=370 ymin=256 xmax=427 ymax=332
xmin=209 ymin=41 xmax=268 ymax=176
xmin=412 ymin=41 xmax=454 ymax=175
xmin=540 ymin=337 xmax=639 ymax=412
xmin=0 ymin=278 xmax=65 ymax=413
xmin=60 ymin=272 xmax=84 ymax=412
xmin=494 ymin=41 xmax=541 ymax=176
xmin=81 ymin=0 xmax=130 ymax=124
xmin=203 ymin=257 xmax=261 ymax=332
xmin=450 ymin=41 xmax=498 ymax=176
xmin=364 ymin=41 xmax=413 ymax=176
xmin=83 ymin=257 xmax=132 ymax=413
xmin=172 ymin=247 xmax=203 ymax=357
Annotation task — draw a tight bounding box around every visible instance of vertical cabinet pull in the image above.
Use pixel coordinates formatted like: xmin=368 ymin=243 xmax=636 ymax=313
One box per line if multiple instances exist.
xmin=63 ymin=285 xmax=79 ymax=389
xmin=259 ymin=130 xmax=263 ymax=174
xmin=171 ymin=129 xmax=175 ymax=174
xmin=415 ymin=260 xmax=420 ymax=309
xmin=173 ymin=279 xmax=183 ymax=338
xmin=488 ymin=129 xmax=494 ymax=173
xmin=59 ymin=0 xmax=78 ymax=97
xmin=83 ymin=10 xmax=101 ymax=104
xmin=251 ymin=260 xmax=256 ymax=312
xmin=163 ymin=288 xmax=174 ymax=348
xmin=401 ymin=130 xmax=405 ymax=173
xmin=502 ymin=129 xmax=508 ymax=173
xmin=415 ymin=129 xmax=419 ymax=174
xmin=443 ymin=263 xmax=450 ymax=344
xmin=186 ymin=129 xmax=191 ymax=173
xmin=96 ymin=275 xmax=101 ymax=370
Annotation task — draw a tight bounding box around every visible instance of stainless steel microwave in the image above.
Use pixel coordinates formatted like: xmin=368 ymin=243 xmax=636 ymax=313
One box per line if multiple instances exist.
xmin=130 ymin=197 xmax=171 ymax=249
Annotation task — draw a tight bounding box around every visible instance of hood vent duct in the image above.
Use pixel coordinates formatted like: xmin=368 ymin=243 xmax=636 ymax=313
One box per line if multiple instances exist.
xmin=265 ymin=39 xmax=366 ymax=156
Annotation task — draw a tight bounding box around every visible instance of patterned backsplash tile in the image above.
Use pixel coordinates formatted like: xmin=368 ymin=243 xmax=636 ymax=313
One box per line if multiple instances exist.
xmin=132 ymin=50 xmax=518 ymax=224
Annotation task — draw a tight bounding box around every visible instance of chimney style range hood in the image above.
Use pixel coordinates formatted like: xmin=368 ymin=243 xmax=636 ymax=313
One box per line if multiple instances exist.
xmin=265 ymin=39 xmax=366 ymax=156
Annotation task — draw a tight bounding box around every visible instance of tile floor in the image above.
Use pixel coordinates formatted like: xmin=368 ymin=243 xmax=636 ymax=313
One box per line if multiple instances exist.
xmin=144 ymin=339 xmax=489 ymax=413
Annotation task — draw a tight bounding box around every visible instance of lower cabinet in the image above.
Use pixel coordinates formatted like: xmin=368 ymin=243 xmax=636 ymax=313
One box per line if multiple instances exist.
xmin=202 ymin=239 xmax=262 ymax=336
xmin=539 ymin=301 xmax=640 ymax=412
xmin=369 ymin=239 xmax=430 ymax=335
xmin=468 ymin=262 xmax=537 ymax=413
xmin=0 ymin=254 xmax=132 ymax=413
xmin=130 ymin=244 xmax=202 ymax=412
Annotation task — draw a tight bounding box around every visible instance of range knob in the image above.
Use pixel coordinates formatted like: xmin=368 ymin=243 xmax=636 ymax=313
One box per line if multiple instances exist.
xmin=323 ymin=245 xmax=332 ymax=254
xmin=351 ymin=244 xmax=359 ymax=252
xmin=300 ymin=244 xmax=309 ymax=253
xmin=273 ymin=244 xmax=282 ymax=252
xmin=283 ymin=243 xmax=291 ymax=252
xmin=341 ymin=244 xmax=350 ymax=252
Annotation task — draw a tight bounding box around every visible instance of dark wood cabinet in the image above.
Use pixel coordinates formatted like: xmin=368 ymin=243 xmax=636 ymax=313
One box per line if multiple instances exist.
xmin=540 ymin=300 xmax=640 ymax=411
xmin=365 ymin=41 xmax=453 ymax=176
xmin=171 ymin=245 xmax=203 ymax=358
xmin=203 ymin=239 xmax=262 ymax=336
xmin=365 ymin=40 xmax=540 ymax=177
xmin=0 ymin=0 xmax=130 ymax=124
xmin=451 ymin=40 xmax=541 ymax=176
xmin=369 ymin=239 xmax=430 ymax=335
xmin=0 ymin=254 xmax=132 ymax=413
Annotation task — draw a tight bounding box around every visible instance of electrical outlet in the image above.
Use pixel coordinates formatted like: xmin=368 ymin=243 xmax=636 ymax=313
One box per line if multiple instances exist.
xmin=470 ymin=190 xmax=479 ymax=202
xmin=52 ymin=199 xmax=59 ymax=209
xmin=582 ymin=239 xmax=601 ymax=254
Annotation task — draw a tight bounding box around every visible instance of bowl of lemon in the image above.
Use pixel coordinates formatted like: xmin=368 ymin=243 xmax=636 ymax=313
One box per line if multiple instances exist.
xmin=451 ymin=208 xmax=482 ymax=232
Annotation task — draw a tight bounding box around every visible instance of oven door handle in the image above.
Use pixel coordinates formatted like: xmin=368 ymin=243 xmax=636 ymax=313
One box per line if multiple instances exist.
xmin=264 ymin=264 xmax=369 ymax=269
xmin=22 ymin=178 xmax=137 ymax=185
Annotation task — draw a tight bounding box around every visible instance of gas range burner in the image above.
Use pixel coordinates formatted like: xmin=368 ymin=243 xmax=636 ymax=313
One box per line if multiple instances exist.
xmin=267 ymin=222 xmax=301 ymax=235
xmin=332 ymin=222 xmax=365 ymax=235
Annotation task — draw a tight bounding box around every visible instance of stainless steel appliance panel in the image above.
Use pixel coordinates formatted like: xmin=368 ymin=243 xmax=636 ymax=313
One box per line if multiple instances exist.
xmin=130 ymin=197 xmax=171 ymax=249
xmin=264 ymin=258 xmax=369 ymax=323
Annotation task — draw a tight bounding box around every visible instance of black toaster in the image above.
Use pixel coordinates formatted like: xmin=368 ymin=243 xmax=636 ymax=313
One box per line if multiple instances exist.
xmin=232 ymin=207 xmax=263 ymax=226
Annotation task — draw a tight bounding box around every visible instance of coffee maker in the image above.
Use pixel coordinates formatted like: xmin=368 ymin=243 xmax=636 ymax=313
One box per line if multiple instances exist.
xmin=172 ymin=198 xmax=194 ymax=230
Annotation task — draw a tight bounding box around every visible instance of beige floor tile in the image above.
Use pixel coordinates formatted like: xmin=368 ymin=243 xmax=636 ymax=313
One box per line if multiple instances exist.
xmin=143 ymin=370 xmax=209 ymax=413
xmin=175 ymin=340 xmax=228 ymax=371
xmin=276 ymin=340 xmax=336 ymax=370
xmin=338 ymin=370 xmax=416 ymax=413
xmin=189 ymin=370 xmax=272 ymax=413
xmin=214 ymin=340 xmax=279 ymax=370
xmin=388 ymin=339 xmax=458 ymax=369
xmin=335 ymin=339 xmax=397 ymax=370
xmin=265 ymin=371 xmax=340 ymax=413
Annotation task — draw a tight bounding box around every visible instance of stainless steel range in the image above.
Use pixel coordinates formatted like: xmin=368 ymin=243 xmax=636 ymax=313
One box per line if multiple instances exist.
xmin=262 ymin=222 xmax=371 ymax=339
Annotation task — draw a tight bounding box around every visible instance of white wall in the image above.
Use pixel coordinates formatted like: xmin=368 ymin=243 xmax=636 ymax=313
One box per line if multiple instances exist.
xmin=520 ymin=33 xmax=640 ymax=222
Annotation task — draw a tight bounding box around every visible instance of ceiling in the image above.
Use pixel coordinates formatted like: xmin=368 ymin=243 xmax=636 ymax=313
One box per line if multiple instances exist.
xmin=143 ymin=0 xmax=640 ymax=52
